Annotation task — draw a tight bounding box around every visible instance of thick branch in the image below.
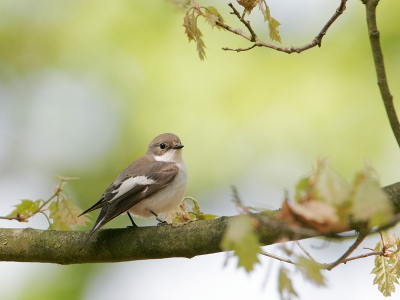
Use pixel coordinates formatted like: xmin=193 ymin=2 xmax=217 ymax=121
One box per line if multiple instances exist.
xmin=0 ymin=215 xmax=309 ymax=265
xmin=362 ymin=0 xmax=400 ymax=147
xmin=1 ymin=182 xmax=400 ymax=264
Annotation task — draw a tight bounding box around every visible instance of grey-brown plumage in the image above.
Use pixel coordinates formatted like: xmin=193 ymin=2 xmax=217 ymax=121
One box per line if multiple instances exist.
xmin=79 ymin=133 xmax=187 ymax=250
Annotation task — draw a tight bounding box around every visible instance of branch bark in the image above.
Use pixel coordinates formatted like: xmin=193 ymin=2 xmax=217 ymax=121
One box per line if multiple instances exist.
xmin=362 ymin=0 xmax=400 ymax=147
xmin=1 ymin=182 xmax=400 ymax=265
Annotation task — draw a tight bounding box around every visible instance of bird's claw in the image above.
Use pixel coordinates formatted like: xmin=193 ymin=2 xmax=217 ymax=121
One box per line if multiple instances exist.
xmin=157 ymin=221 xmax=170 ymax=226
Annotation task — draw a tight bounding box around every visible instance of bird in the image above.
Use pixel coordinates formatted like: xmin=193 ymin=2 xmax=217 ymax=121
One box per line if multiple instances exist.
xmin=79 ymin=133 xmax=188 ymax=250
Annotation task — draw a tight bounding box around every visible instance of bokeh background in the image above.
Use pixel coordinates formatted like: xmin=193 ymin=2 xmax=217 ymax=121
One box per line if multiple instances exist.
xmin=1 ymin=0 xmax=400 ymax=299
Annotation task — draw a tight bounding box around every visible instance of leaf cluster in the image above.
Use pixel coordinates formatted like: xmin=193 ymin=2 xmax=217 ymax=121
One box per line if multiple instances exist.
xmin=4 ymin=176 xmax=89 ymax=230
xmin=277 ymin=158 xmax=394 ymax=234
xmin=183 ymin=1 xmax=281 ymax=60
xmin=183 ymin=2 xmax=225 ymax=60
xmin=165 ymin=196 xmax=218 ymax=224
xmin=238 ymin=0 xmax=281 ymax=42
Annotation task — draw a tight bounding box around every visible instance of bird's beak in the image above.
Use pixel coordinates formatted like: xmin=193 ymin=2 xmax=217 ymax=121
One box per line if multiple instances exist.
xmin=173 ymin=144 xmax=184 ymax=149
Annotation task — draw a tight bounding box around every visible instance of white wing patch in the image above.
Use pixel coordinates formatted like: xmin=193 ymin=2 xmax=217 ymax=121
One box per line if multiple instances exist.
xmin=110 ymin=176 xmax=155 ymax=202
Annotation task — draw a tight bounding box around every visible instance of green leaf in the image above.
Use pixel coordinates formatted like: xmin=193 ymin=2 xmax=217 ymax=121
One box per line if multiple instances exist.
xmin=205 ymin=6 xmax=225 ymax=31
xmin=372 ymin=254 xmax=398 ymax=296
xmin=268 ymin=17 xmax=281 ymax=43
xmin=204 ymin=12 xmax=219 ymax=29
xmin=195 ymin=27 xmax=206 ymax=61
xmin=351 ymin=172 xmax=393 ymax=227
xmin=48 ymin=197 xmax=89 ymax=230
xmin=315 ymin=162 xmax=350 ymax=206
xmin=220 ymin=215 xmax=260 ymax=272
xmin=297 ymin=256 xmax=326 ymax=286
xmin=58 ymin=197 xmax=89 ymax=226
xmin=183 ymin=196 xmax=218 ymax=220
xmin=278 ymin=266 xmax=298 ymax=299
xmin=389 ymin=253 xmax=400 ymax=279
xmin=7 ymin=199 xmax=42 ymax=219
xmin=294 ymin=176 xmax=311 ymax=202
xmin=183 ymin=11 xmax=197 ymax=42
xmin=195 ymin=213 xmax=218 ymax=220
xmin=49 ymin=201 xmax=71 ymax=230
xmin=258 ymin=0 xmax=270 ymax=21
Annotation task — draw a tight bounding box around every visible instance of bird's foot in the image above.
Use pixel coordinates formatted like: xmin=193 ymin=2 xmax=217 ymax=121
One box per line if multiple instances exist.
xmin=157 ymin=220 xmax=170 ymax=226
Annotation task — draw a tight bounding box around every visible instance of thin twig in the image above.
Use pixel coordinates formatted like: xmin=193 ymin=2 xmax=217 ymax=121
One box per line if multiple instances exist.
xmin=325 ymin=230 xmax=370 ymax=271
xmin=340 ymin=250 xmax=384 ymax=264
xmin=295 ymin=241 xmax=316 ymax=262
xmin=218 ymin=0 xmax=347 ymax=54
xmin=228 ymin=3 xmax=257 ymax=42
xmin=222 ymin=44 xmax=257 ymax=52
xmin=260 ymin=250 xmax=297 ymax=265
xmin=0 ymin=215 xmax=25 ymax=221
xmin=361 ymin=0 xmax=400 ymax=147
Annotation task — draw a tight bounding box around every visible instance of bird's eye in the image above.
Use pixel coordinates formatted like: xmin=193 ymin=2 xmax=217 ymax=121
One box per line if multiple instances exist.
xmin=159 ymin=143 xmax=166 ymax=149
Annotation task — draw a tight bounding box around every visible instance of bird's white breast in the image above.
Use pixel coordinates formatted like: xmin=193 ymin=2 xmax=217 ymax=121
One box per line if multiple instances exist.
xmin=128 ymin=161 xmax=188 ymax=218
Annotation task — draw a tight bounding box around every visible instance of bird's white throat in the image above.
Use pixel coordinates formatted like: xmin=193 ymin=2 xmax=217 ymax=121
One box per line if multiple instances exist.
xmin=154 ymin=149 xmax=183 ymax=163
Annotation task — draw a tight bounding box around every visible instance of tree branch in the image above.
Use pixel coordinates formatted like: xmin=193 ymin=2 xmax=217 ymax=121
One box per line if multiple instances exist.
xmin=218 ymin=0 xmax=347 ymax=54
xmin=361 ymin=0 xmax=400 ymax=147
xmin=1 ymin=182 xmax=400 ymax=264
xmin=325 ymin=229 xmax=370 ymax=270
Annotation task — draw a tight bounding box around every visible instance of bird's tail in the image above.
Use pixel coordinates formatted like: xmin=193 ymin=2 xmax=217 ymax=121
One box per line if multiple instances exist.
xmin=79 ymin=203 xmax=110 ymax=251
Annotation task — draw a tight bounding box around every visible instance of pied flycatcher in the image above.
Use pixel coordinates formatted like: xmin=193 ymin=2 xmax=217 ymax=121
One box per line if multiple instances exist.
xmin=79 ymin=133 xmax=188 ymax=250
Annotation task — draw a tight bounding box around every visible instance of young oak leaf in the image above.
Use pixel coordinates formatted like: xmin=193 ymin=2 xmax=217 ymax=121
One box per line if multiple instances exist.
xmin=351 ymin=172 xmax=393 ymax=227
xmin=257 ymin=1 xmax=282 ymax=43
xmin=314 ymin=160 xmax=351 ymax=206
xmin=204 ymin=11 xmax=219 ymax=29
xmin=184 ymin=196 xmax=218 ymax=220
xmin=237 ymin=0 xmax=258 ymax=15
xmin=278 ymin=267 xmax=298 ymax=299
xmin=48 ymin=197 xmax=89 ymax=230
xmin=183 ymin=10 xmax=206 ymax=60
xmin=297 ymin=256 xmax=326 ymax=286
xmin=277 ymin=199 xmax=349 ymax=233
xmin=268 ymin=17 xmax=281 ymax=43
xmin=221 ymin=215 xmax=261 ymax=272
xmin=195 ymin=28 xmax=206 ymax=61
xmin=183 ymin=11 xmax=196 ymax=42
xmin=204 ymin=6 xmax=225 ymax=30
xmin=294 ymin=177 xmax=312 ymax=202
xmin=58 ymin=197 xmax=89 ymax=226
xmin=7 ymin=199 xmax=42 ymax=221
xmin=372 ymin=254 xmax=398 ymax=297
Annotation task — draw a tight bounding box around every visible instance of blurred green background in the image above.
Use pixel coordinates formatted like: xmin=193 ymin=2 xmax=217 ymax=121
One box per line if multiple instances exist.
xmin=1 ymin=0 xmax=400 ymax=299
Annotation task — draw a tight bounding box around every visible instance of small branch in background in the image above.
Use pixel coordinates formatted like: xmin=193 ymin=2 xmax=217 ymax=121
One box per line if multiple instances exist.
xmin=340 ymin=249 xmax=384 ymax=265
xmin=220 ymin=0 xmax=347 ymax=54
xmin=260 ymin=250 xmax=297 ymax=265
xmin=228 ymin=2 xmax=257 ymax=42
xmin=295 ymin=241 xmax=316 ymax=262
xmin=325 ymin=230 xmax=370 ymax=271
xmin=0 ymin=215 xmax=26 ymax=221
xmin=361 ymin=0 xmax=400 ymax=147
xmin=222 ymin=44 xmax=257 ymax=52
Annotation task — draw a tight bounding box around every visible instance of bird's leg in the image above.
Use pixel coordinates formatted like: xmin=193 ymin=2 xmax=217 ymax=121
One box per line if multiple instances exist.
xmin=149 ymin=210 xmax=169 ymax=226
xmin=126 ymin=212 xmax=138 ymax=227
